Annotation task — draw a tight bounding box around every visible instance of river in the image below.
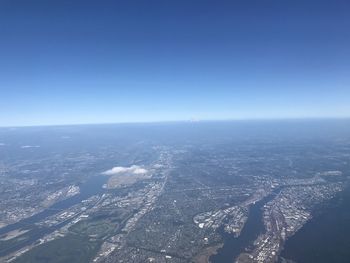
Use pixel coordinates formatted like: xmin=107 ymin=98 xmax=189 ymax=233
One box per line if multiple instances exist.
xmin=210 ymin=190 xmax=279 ymax=263
xmin=0 ymin=175 xmax=108 ymax=257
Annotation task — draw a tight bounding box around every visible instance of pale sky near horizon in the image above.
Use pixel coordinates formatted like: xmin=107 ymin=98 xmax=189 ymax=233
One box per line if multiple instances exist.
xmin=1 ymin=0 xmax=350 ymax=126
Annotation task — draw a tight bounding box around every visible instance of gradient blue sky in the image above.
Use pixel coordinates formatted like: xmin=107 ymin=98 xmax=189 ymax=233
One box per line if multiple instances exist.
xmin=0 ymin=0 xmax=349 ymax=126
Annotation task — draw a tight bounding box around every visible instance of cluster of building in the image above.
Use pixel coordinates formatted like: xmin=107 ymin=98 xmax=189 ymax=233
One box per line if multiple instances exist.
xmin=194 ymin=205 xmax=248 ymax=237
xmin=236 ymin=181 xmax=345 ymax=263
xmin=92 ymin=163 xmax=170 ymax=262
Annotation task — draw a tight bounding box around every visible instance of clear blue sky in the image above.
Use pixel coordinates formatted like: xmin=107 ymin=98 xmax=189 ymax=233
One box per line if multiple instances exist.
xmin=0 ymin=0 xmax=349 ymax=126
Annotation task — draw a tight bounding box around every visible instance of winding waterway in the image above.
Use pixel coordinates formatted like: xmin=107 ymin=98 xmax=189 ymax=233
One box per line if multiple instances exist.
xmin=210 ymin=190 xmax=278 ymax=263
xmin=0 ymin=175 xmax=108 ymax=257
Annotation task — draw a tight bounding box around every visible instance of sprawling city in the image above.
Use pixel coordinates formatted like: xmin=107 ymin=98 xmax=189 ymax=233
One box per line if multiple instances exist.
xmin=1 ymin=0 xmax=349 ymax=262
xmin=0 ymin=121 xmax=349 ymax=263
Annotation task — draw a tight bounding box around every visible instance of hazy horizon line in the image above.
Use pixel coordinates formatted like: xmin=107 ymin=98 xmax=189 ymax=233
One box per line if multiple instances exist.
xmin=1 ymin=116 xmax=350 ymax=129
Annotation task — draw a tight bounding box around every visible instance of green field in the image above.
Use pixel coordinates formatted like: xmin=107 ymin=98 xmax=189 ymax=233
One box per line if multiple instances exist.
xmin=14 ymin=234 xmax=101 ymax=263
xmin=70 ymin=218 xmax=116 ymax=239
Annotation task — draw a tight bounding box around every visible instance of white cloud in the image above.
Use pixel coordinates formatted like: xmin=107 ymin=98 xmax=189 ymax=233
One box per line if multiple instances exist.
xmin=21 ymin=145 xmax=40 ymax=149
xmin=102 ymin=165 xmax=148 ymax=176
xmin=133 ymin=167 xmax=148 ymax=174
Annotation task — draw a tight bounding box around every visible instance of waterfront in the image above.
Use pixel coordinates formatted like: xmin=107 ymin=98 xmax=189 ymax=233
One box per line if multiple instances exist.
xmin=0 ymin=175 xmax=108 ymax=256
xmin=280 ymin=185 xmax=350 ymax=263
xmin=210 ymin=190 xmax=278 ymax=263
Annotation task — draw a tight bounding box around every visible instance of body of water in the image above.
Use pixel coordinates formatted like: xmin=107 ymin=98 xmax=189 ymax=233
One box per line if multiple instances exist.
xmin=210 ymin=190 xmax=279 ymax=263
xmin=280 ymin=185 xmax=350 ymax=263
xmin=0 ymin=175 xmax=108 ymax=256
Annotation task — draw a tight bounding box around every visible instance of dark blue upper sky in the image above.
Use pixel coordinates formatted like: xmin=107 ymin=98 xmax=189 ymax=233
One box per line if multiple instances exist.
xmin=0 ymin=0 xmax=349 ymax=126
